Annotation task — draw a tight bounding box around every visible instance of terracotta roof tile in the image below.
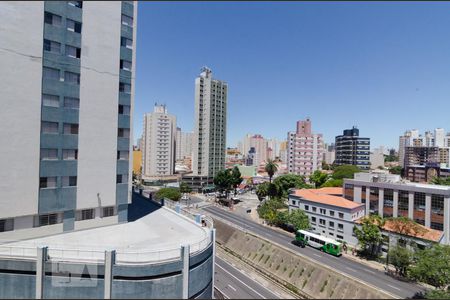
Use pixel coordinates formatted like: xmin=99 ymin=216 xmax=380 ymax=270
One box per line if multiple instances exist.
xmin=293 ymin=189 xmax=363 ymax=209
xmin=316 ymin=187 xmax=343 ymax=195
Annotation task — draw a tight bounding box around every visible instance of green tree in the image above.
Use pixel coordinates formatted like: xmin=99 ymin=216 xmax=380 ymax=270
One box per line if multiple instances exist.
xmin=322 ymin=160 xmax=332 ymax=170
xmin=388 ymin=245 xmax=412 ymax=277
xmin=389 ymin=166 xmax=403 ymax=175
xmin=310 ymin=170 xmax=329 ymax=188
xmin=431 ymin=176 xmax=450 ymax=186
xmin=156 ymin=188 xmax=181 ymax=201
xmin=267 ymin=182 xmax=279 ymax=199
xmin=273 ymin=174 xmax=311 ymax=198
xmin=214 ymin=169 xmax=233 ymax=198
xmin=424 ymin=289 xmax=450 ymax=299
xmin=353 ymin=215 xmax=385 ymax=257
xmin=179 ymin=182 xmax=192 ymax=194
xmin=331 ymin=165 xmax=360 ymax=180
xmin=257 ymin=198 xmax=286 ymax=225
xmin=320 ymin=178 xmax=343 ymax=187
xmin=256 ymin=182 xmax=269 ymax=201
xmin=409 ymin=244 xmax=450 ymax=290
xmin=265 ymin=159 xmax=278 ymax=183
xmin=286 ymin=209 xmax=310 ymax=231
xmin=231 ymin=166 xmax=243 ymax=195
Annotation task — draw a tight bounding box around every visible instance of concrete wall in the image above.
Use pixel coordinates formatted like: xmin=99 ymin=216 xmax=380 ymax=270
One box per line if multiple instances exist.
xmin=0 ymin=2 xmax=44 ymax=219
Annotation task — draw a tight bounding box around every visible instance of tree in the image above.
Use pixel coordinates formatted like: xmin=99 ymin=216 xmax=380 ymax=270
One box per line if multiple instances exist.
xmin=389 ymin=166 xmax=403 ymax=175
xmin=257 ymin=198 xmax=286 ymax=225
xmin=214 ymin=169 xmax=233 ymax=198
xmin=286 ymin=209 xmax=310 ymax=231
xmin=265 ymin=159 xmax=278 ymax=183
xmin=431 ymin=176 xmax=450 ymax=186
xmin=273 ymin=174 xmax=311 ymax=198
xmin=320 ymin=178 xmax=343 ymax=187
xmin=322 ymin=160 xmax=332 ymax=171
xmin=423 ymin=289 xmax=450 ymax=299
xmin=388 ymin=245 xmax=412 ymax=277
xmin=331 ymin=165 xmax=360 ymax=180
xmin=386 ymin=217 xmax=426 ymax=243
xmin=409 ymin=244 xmax=450 ymax=290
xmin=309 ymin=170 xmax=329 ymax=188
xmin=156 ymin=188 xmax=181 ymax=201
xmin=179 ymin=182 xmax=192 ymax=194
xmin=231 ymin=166 xmax=243 ymax=195
xmin=256 ymin=182 xmax=269 ymax=201
xmin=353 ymin=215 xmax=385 ymax=257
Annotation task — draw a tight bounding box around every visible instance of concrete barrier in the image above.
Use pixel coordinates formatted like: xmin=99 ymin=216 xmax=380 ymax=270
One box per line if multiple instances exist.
xmin=214 ymin=219 xmax=394 ymax=299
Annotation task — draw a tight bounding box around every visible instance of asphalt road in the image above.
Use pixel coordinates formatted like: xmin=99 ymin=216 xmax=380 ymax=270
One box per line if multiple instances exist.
xmin=215 ymin=256 xmax=280 ymax=299
xmin=204 ymin=206 xmax=425 ymax=299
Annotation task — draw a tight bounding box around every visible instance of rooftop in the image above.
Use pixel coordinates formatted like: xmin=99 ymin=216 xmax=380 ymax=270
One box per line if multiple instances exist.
xmin=292 ymin=188 xmax=364 ymax=210
xmin=0 ymin=207 xmax=211 ymax=264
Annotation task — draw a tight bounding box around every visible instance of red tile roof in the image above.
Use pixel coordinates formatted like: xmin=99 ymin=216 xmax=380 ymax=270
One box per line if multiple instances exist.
xmin=293 ymin=189 xmax=363 ymax=210
xmin=316 ymin=187 xmax=343 ymax=196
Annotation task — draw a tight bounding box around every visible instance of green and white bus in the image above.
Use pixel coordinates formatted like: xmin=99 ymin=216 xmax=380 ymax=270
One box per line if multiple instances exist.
xmin=295 ymin=230 xmax=342 ymax=256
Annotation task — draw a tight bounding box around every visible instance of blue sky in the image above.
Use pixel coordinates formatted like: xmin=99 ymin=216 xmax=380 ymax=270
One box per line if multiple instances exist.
xmin=134 ymin=1 xmax=450 ymax=149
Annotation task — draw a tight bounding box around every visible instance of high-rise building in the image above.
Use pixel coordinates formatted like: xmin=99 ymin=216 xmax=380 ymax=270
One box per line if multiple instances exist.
xmin=323 ymin=143 xmax=336 ymax=165
xmin=335 ymin=127 xmax=370 ymax=170
xmin=287 ymin=118 xmax=324 ymax=177
xmin=192 ymin=67 xmax=227 ymax=177
xmin=249 ymin=134 xmax=268 ymax=166
xmin=175 ymin=127 xmax=193 ymax=160
xmin=0 ymin=1 xmax=136 ymax=240
xmin=370 ymin=146 xmax=386 ymax=169
xmin=279 ymin=140 xmax=288 ymax=162
xmin=142 ymin=104 xmax=176 ymax=179
xmin=435 ymin=128 xmax=445 ymax=148
xmin=267 ymin=138 xmax=280 ymax=160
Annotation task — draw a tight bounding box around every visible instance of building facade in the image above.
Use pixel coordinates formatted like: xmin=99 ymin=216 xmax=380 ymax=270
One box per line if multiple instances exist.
xmin=142 ymin=104 xmax=176 ymax=179
xmin=0 ymin=1 xmax=136 ymax=240
xmin=287 ymin=118 xmax=324 ymax=177
xmin=344 ymin=172 xmax=450 ymax=244
xmin=370 ymin=146 xmax=386 ymax=169
xmin=175 ymin=127 xmax=193 ymax=161
xmin=335 ymin=127 xmax=370 ymax=170
xmin=288 ymin=188 xmax=365 ymax=246
xmin=192 ymin=67 xmax=227 ymax=177
xmin=323 ymin=143 xmax=336 ymax=165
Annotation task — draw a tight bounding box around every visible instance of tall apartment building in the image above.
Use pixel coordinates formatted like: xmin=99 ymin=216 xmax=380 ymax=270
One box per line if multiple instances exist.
xmin=175 ymin=127 xmax=193 ymax=160
xmin=399 ymin=129 xmax=419 ymax=167
xmin=238 ymin=133 xmax=269 ymax=166
xmin=192 ymin=67 xmax=227 ymax=177
xmin=335 ymin=127 xmax=370 ymax=170
xmin=370 ymin=146 xmax=386 ymax=169
xmin=267 ymin=138 xmax=280 ymax=160
xmin=287 ymin=118 xmax=324 ymax=177
xmin=0 ymin=1 xmax=136 ymax=240
xmin=323 ymin=143 xmax=336 ymax=165
xmin=142 ymin=104 xmax=176 ymax=179
xmin=279 ymin=140 xmax=288 ymax=162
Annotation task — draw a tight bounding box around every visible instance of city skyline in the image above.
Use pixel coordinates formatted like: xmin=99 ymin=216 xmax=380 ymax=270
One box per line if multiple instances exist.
xmin=133 ymin=1 xmax=450 ymax=149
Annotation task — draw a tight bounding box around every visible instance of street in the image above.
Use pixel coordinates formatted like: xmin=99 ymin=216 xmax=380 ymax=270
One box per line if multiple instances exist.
xmin=215 ymin=256 xmax=280 ymax=299
xmin=204 ymin=205 xmax=425 ymax=299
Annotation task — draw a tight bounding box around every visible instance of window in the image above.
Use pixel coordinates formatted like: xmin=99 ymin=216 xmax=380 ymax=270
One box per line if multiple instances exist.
xmin=62 ymin=149 xmax=78 ymax=160
xmin=41 ymin=121 xmax=59 ymax=134
xmin=304 ymin=205 xmax=309 ymax=211
xmin=311 ymin=216 xmax=316 ymax=223
xmin=117 ymin=151 xmax=129 ymax=160
xmin=118 ymin=128 xmax=130 ymax=138
xmin=120 ymin=59 xmax=132 ymax=71
xmin=43 ymin=39 xmax=61 ymax=53
xmin=42 ymin=94 xmax=59 ymax=107
xmin=329 ymin=210 xmax=335 ymax=217
xmin=64 ymin=97 xmax=80 ymax=109
xmin=431 ymin=194 xmax=444 ymax=216
xmin=338 ymin=212 xmax=344 ymax=219
xmin=320 ymin=208 xmax=326 ymax=214
xmin=67 ymin=19 xmax=82 ymax=33
xmin=43 ymin=67 xmax=60 ymax=80
xmin=337 ymin=235 xmax=344 ymax=240
xmin=40 ymin=177 xmax=57 ymax=188
xmin=338 ymin=223 xmax=344 ymax=231
xmin=118 ymin=104 xmax=130 ymax=115
xmin=119 ymin=82 xmax=131 ymax=93
xmin=319 ymin=219 xmax=326 ymax=226
xmin=312 ymin=207 xmax=317 ymax=212
xmin=121 ymin=37 xmax=133 ymax=49
xmin=62 ymin=176 xmax=77 ymax=187
xmin=65 ymin=45 xmax=81 ymax=58
xmin=38 ymin=213 xmax=60 ymax=226
xmin=68 ymin=1 xmax=82 ymax=8
xmin=102 ymin=206 xmax=115 ymax=217
xmin=76 ymin=209 xmax=95 ymax=221
xmin=0 ymin=218 xmax=14 ymax=232
xmin=116 ymin=174 xmax=128 ymax=184
xmin=64 ymin=71 xmax=80 ymax=84
xmin=40 ymin=148 xmax=58 ymax=160
xmin=63 ymin=123 xmax=79 ymax=134
xmin=121 ymin=14 xmax=133 ymax=27
xmin=44 ymin=12 xmax=61 ymax=26
xmin=329 ymin=221 xmax=334 ymax=228
xmin=431 ymin=222 xmax=444 ymax=231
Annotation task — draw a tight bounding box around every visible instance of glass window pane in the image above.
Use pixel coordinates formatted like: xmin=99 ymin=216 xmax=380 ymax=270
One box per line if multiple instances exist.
xmin=64 ymin=97 xmax=79 ymax=109
xmin=41 ymin=121 xmax=59 ymax=134
xmin=40 ymin=148 xmax=58 ymax=160
xmin=42 ymin=94 xmax=59 ymax=107
xmin=64 ymin=72 xmax=80 ymax=84
xmin=43 ymin=67 xmax=60 ymax=80
xmin=121 ymin=14 xmax=133 ymax=27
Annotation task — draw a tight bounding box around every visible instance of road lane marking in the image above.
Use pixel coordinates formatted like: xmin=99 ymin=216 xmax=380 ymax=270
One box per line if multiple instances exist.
xmin=388 ymin=284 xmax=402 ymax=291
xmin=312 ymin=253 xmax=322 ymax=258
xmin=228 ymin=284 xmax=237 ymax=291
xmin=215 ymin=286 xmax=230 ymax=299
xmin=345 ymin=266 xmax=356 ymax=272
xmin=365 ymin=270 xmax=376 ymax=274
xmin=216 ymin=262 xmax=266 ymax=299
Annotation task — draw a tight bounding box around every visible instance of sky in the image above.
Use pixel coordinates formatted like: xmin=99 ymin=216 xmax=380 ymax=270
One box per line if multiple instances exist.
xmin=134 ymin=1 xmax=450 ymax=149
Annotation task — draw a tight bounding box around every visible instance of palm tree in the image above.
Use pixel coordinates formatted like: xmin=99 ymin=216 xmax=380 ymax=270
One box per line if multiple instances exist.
xmin=265 ymin=159 xmax=278 ymax=183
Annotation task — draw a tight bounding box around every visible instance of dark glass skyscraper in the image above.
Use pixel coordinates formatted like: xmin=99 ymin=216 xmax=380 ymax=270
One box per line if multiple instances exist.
xmin=335 ymin=127 xmax=370 ymax=170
